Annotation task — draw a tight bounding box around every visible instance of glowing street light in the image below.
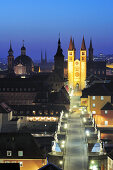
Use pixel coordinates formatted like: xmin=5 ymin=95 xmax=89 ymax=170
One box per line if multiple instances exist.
xmin=65 ymin=113 xmax=68 ymax=118
xmin=59 ymin=160 xmax=63 ymax=165
xmin=64 ymin=123 xmax=68 ymax=129
xmin=85 ymin=130 xmax=90 ymax=136
xmin=83 ymin=118 xmax=86 ymax=122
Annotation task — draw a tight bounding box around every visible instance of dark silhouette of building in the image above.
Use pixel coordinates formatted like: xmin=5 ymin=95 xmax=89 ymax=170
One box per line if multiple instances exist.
xmin=54 ymin=38 xmax=64 ymax=80
xmin=87 ymin=39 xmax=106 ymax=78
xmin=7 ymin=41 xmax=14 ymax=72
xmin=88 ymin=39 xmax=93 ymax=61
xmin=14 ymin=41 xmax=34 ymax=75
xmin=39 ymin=51 xmax=53 ymax=72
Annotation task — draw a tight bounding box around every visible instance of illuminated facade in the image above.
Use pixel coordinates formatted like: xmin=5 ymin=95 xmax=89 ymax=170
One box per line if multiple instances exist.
xmin=68 ymin=36 xmax=87 ymax=90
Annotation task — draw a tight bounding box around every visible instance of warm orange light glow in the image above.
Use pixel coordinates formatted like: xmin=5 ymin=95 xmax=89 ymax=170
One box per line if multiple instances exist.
xmin=27 ymin=116 xmax=58 ymax=122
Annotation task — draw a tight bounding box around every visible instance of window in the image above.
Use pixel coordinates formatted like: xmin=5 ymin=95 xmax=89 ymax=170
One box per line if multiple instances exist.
xmin=92 ymin=96 xmax=95 ymax=100
xmin=92 ymin=103 xmax=95 ymax=107
xmin=101 ymin=96 xmax=104 ymax=100
xmin=105 ymin=110 xmax=108 ymax=114
xmin=92 ymin=111 xmax=96 ymax=114
xmin=105 ymin=121 xmax=108 ymax=125
xmin=69 ymin=52 xmax=72 ymax=56
xmin=7 ymin=151 xmax=12 ymax=156
xmin=19 ymin=161 xmax=23 ymax=167
xmin=82 ymin=52 xmax=85 ymax=55
xmin=18 ymin=151 xmax=23 ymax=157
xmin=5 ymin=161 xmax=10 ymax=163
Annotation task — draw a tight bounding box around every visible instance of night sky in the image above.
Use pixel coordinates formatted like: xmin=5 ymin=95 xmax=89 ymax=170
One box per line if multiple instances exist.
xmin=0 ymin=0 xmax=113 ymax=62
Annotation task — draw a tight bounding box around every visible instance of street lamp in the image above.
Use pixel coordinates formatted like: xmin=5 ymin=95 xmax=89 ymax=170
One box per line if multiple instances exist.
xmin=85 ymin=130 xmax=90 ymax=136
xmin=83 ymin=118 xmax=86 ymax=122
xmin=64 ymin=123 xmax=68 ymax=129
xmin=65 ymin=113 xmax=68 ymax=118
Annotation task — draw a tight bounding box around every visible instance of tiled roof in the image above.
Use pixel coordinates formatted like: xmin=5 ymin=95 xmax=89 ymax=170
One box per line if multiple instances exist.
xmin=0 ymin=163 xmax=20 ymax=170
xmin=0 ymin=103 xmax=12 ymax=113
xmin=0 ymin=133 xmax=45 ymax=159
xmin=101 ymin=102 xmax=113 ymax=110
xmin=39 ymin=163 xmax=62 ymax=170
xmin=82 ymin=83 xmax=111 ymax=97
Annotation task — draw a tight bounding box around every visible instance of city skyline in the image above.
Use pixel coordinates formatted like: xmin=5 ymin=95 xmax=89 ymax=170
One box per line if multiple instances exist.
xmin=0 ymin=0 xmax=113 ymax=61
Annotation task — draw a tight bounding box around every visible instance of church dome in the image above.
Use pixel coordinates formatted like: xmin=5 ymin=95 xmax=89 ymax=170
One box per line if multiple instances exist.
xmin=14 ymin=55 xmax=33 ymax=67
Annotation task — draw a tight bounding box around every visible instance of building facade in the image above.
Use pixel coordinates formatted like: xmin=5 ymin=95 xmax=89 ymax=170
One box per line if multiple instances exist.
xmin=68 ymin=36 xmax=87 ymax=90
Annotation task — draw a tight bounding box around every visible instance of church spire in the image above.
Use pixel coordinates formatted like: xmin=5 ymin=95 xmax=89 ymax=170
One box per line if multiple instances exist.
xmin=89 ymin=38 xmax=93 ymax=61
xmin=69 ymin=37 xmax=74 ymax=50
xmin=45 ymin=50 xmax=47 ymax=63
xmin=41 ymin=50 xmax=43 ymax=63
xmin=73 ymin=38 xmax=76 ymax=50
xmin=89 ymin=38 xmax=93 ymax=49
xmin=56 ymin=36 xmax=63 ymax=56
xmin=81 ymin=36 xmax=86 ymax=50
xmin=8 ymin=40 xmax=13 ymax=56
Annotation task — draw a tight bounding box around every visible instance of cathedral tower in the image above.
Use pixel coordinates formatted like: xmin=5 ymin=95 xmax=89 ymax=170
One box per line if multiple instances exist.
xmin=89 ymin=39 xmax=93 ymax=61
xmin=68 ymin=37 xmax=76 ymax=88
xmin=80 ymin=36 xmax=87 ymax=90
xmin=54 ymin=38 xmax=64 ymax=80
xmin=7 ymin=41 xmax=14 ymax=72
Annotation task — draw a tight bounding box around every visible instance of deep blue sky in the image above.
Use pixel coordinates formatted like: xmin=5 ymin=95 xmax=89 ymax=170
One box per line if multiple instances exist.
xmin=0 ymin=0 xmax=113 ymax=62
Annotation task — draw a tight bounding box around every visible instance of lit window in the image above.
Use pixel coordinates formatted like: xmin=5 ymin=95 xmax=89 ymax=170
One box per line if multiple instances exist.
xmin=105 ymin=121 xmax=108 ymax=125
xmin=101 ymin=96 xmax=104 ymax=100
xmin=18 ymin=151 xmax=23 ymax=157
xmin=19 ymin=161 xmax=23 ymax=167
xmin=82 ymin=52 xmax=85 ymax=55
xmin=92 ymin=111 xmax=96 ymax=114
xmin=33 ymin=111 xmax=36 ymax=114
xmin=7 ymin=151 xmax=12 ymax=156
xmin=51 ymin=111 xmax=54 ymax=115
xmin=92 ymin=103 xmax=95 ymax=107
xmin=92 ymin=96 xmax=95 ymax=100
xmin=5 ymin=161 xmax=10 ymax=163
xmin=105 ymin=110 xmax=108 ymax=114
xmin=69 ymin=52 xmax=72 ymax=56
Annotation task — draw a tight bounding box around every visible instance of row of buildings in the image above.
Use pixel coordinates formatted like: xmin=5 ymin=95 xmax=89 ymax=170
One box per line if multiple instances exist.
xmin=0 ymin=38 xmax=68 ymax=169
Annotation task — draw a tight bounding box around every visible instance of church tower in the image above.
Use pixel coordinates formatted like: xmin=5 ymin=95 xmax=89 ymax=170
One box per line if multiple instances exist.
xmin=7 ymin=41 xmax=14 ymax=72
xmin=54 ymin=38 xmax=64 ymax=80
xmin=89 ymin=39 xmax=93 ymax=61
xmin=80 ymin=36 xmax=87 ymax=90
xmin=68 ymin=37 xmax=76 ymax=88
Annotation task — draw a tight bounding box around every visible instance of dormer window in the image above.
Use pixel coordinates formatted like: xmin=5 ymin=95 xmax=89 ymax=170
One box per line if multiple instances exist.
xmin=18 ymin=151 xmax=23 ymax=157
xmin=7 ymin=151 xmax=12 ymax=156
